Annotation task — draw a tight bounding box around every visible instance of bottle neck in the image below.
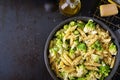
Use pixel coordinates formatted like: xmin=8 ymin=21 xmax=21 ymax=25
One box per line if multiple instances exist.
xmin=66 ymin=0 xmax=80 ymax=5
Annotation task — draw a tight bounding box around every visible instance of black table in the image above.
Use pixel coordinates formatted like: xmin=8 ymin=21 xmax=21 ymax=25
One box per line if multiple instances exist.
xmin=0 ymin=0 xmax=119 ymax=80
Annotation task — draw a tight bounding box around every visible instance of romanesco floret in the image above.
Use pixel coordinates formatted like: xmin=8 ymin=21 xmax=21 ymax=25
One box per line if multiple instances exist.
xmin=84 ymin=19 xmax=95 ymax=33
xmin=77 ymin=65 xmax=88 ymax=77
xmin=91 ymin=54 xmax=100 ymax=63
xmin=109 ymin=42 xmax=117 ymax=55
xmin=99 ymin=62 xmax=110 ymax=80
xmin=91 ymin=40 xmax=103 ymax=51
xmin=77 ymin=43 xmax=87 ymax=52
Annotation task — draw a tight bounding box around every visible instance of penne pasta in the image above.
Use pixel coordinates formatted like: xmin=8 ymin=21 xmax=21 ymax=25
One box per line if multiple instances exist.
xmin=49 ymin=56 xmax=56 ymax=64
xmin=84 ymin=62 xmax=101 ymax=67
xmin=86 ymin=66 xmax=99 ymax=71
xmin=110 ymin=57 xmax=115 ymax=68
xmin=77 ymin=28 xmax=87 ymax=38
xmin=61 ymin=57 xmax=70 ymax=66
xmin=63 ymin=66 xmax=75 ymax=73
xmin=72 ymin=56 xmax=82 ymax=65
xmin=63 ymin=53 xmax=73 ymax=65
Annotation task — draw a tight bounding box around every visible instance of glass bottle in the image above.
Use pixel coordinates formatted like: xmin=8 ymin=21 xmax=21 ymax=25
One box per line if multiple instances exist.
xmin=59 ymin=0 xmax=81 ymax=16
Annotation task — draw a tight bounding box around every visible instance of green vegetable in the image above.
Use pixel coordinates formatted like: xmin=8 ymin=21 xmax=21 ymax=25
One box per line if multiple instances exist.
xmin=53 ymin=46 xmax=59 ymax=52
xmin=91 ymin=54 xmax=100 ymax=63
xmin=56 ymin=58 xmax=61 ymax=64
xmin=79 ymin=65 xmax=85 ymax=69
xmin=70 ymin=48 xmax=76 ymax=54
xmin=69 ymin=77 xmax=76 ymax=80
xmin=60 ymin=72 xmax=65 ymax=78
xmin=56 ymin=39 xmax=63 ymax=48
xmin=65 ymin=39 xmax=70 ymax=44
xmin=77 ymin=43 xmax=87 ymax=52
xmin=74 ymin=39 xmax=79 ymax=45
xmin=77 ymin=22 xmax=85 ymax=30
xmin=49 ymin=47 xmax=58 ymax=56
xmin=74 ymin=30 xmax=79 ymax=35
xmin=99 ymin=62 xmax=110 ymax=80
xmin=84 ymin=19 xmax=95 ymax=33
xmin=55 ymin=30 xmax=64 ymax=39
xmin=64 ymin=24 xmax=69 ymax=30
xmin=69 ymin=48 xmax=76 ymax=59
xmin=77 ymin=77 xmax=85 ymax=80
xmin=100 ymin=76 xmax=104 ymax=80
xmin=109 ymin=42 xmax=117 ymax=55
xmin=62 ymin=42 xmax=69 ymax=50
xmin=86 ymin=71 xmax=97 ymax=80
xmin=76 ymin=65 xmax=88 ymax=77
xmin=69 ymin=21 xmax=76 ymax=26
xmin=91 ymin=40 xmax=102 ymax=51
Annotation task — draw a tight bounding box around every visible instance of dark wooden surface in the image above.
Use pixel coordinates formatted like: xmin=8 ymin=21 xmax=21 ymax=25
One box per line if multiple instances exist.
xmin=0 ymin=0 xmax=57 ymax=80
xmin=0 ymin=0 xmax=71 ymax=80
xmin=0 ymin=0 xmax=108 ymax=80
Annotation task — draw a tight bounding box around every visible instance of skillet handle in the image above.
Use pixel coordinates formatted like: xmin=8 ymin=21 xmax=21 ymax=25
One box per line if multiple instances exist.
xmin=114 ymin=29 xmax=120 ymax=42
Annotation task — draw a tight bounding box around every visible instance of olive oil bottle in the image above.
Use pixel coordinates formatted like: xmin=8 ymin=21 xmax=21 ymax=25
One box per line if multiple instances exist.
xmin=59 ymin=0 xmax=81 ymax=16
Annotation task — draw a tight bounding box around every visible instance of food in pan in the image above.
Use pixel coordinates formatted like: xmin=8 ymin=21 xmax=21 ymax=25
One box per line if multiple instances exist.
xmin=100 ymin=4 xmax=118 ymax=17
xmin=48 ymin=19 xmax=117 ymax=80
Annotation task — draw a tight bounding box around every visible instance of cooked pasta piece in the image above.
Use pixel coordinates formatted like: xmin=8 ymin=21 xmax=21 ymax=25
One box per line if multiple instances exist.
xmin=61 ymin=57 xmax=70 ymax=66
xmin=49 ymin=56 xmax=56 ymax=64
xmin=110 ymin=57 xmax=115 ymax=68
xmin=77 ymin=28 xmax=87 ymax=38
xmin=63 ymin=53 xmax=73 ymax=65
xmin=62 ymin=66 xmax=75 ymax=73
xmin=84 ymin=62 xmax=101 ymax=67
xmin=86 ymin=66 xmax=99 ymax=71
xmin=88 ymin=35 xmax=98 ymax=46
xmin=59 ymin=61 xmax=65 ymax=69
xmin=72 ymin=56 xmax=82 ymax=65
xmin=65 ymin=26 xmax=77 ymax=35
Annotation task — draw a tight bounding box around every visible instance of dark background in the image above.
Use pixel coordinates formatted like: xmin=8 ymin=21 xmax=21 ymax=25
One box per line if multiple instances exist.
xmin=0 ymin=0 xmax=116 ymax=80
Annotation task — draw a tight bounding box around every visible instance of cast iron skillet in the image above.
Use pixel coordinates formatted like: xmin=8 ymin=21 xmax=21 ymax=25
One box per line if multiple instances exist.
xmin=44 ymin=17 xmax=120 ymax=80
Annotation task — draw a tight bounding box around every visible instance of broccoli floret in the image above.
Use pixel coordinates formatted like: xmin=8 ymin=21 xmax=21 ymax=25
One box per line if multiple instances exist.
xmin=77 ymin=22 xmax=85 ymax=30
xmin=69 ymin=77 xmax=76 ymax=80
xmin=91 ymin=40 xmax=103 ymax=51
xmin=62 ymin=41 xmax=69 ymax=50
xmin=79 ymin=65 xmax=85 ymax=69
xmin=74 ymin=30 xmax=79 ymax=35
xmin=71 ymin=40 xmax=79 ymax=49
xmin=64 ymin=24 xmax=69 ymax=30
xmin=109 ymin=42 xmax=117 ymax=55
xmin=77 ymin=77 xmax=85 ymax=80
xmin=99 ymin=76 xmax=104 ymax=80
xmin=84 ymin=19 xmax=95 ymax=33
xmin=56 ymin=39 xmax=63 ymax=48
xmin=69 ymin=48 xmax=75 ymax=54
xmin=55 ymin=30 xmax=65 ymax=39
xmin=91 ymin=54 xmax=100 ymax=63
xmin=77 ymin=43 xmax=87 ymax=52
xmin=69 ymin=48 xmax=76 ymax=59
xmin=49 ymin=47 xmax=58 ymax=57
xmin=59 ymin=72 xmax=65 ymax=77
xmin=74 ymin=39 xmax=79 ymax=45
xmin=99 ymin=62 xmax=110 ymax=80
xmin=77 ymin=65 xmax=88 ymax=77
xmin=69 ymin=21 xmax=76 ymax=26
